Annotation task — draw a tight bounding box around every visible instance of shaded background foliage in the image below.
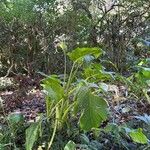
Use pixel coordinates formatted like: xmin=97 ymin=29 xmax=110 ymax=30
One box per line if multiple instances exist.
xmin=0 ymin=0 xmax=150 ymax=76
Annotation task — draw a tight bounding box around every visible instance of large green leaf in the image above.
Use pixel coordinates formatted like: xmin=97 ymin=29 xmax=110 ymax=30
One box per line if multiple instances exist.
xmin=129 ymin=128 xmax=148 ymax=144
xmin=41 ymin=76 xmax=64 ymax=102
xmin=68 ymin=47 xmax=103 ymax=62
xmin=77 ymin=86 xmax=108 ymax=131
xmin=25 ymin=122 xmax=40 ymax=150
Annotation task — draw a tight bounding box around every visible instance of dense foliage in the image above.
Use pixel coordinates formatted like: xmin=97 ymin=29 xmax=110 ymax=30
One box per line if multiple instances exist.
xmin=0 ymin=0 xmax=150 ymax=75
xmin=0 ymin=0 xmax=150 ymax=150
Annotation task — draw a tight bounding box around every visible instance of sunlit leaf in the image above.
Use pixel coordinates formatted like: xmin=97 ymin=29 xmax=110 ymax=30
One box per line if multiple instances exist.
xmin=68 ymin=47 xmax=103 ymax=63
xmin=140 ymin=67 xmax=150 ymax=79
xmin=129 ymin=128 xmax=148 ymax=144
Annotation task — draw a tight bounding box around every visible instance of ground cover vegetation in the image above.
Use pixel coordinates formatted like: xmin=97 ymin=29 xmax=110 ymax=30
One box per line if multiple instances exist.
xmin=0 ymin=0 xmax=150 ymax=150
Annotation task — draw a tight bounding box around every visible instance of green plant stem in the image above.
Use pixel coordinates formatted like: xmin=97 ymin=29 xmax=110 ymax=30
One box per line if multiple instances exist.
xmin=61 ymin=102 xmax=76 ymax=122
xmin=70 ymin=63 xmax=80 ymax=81
xmin=63 ymin=51 xmax=67 ymax=87
xmin=65 ymin=62 xmax=76 ymax=92
xmin=68 ymin=87 xmax=77 ymax=96
xmin=48 ymin=98 xmax=63 ymax=118
xmin=85 ymin=74 xmax=99 ymax=81
xmin=46 ymin=98 xmax=54 ymax=119
xmin=143 ymin=144 xmax=150 ymax=150
xmin=47 ymin=109 xmax=58 ymax=150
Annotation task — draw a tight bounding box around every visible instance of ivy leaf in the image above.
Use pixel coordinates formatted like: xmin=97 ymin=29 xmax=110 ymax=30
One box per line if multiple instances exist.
xmin=64 ymin=141 xmax=76 ymax=150
xmin=68 ymin=47 xmax=103 ymax=63
xmin=41 ymin=76 xmax=64 ymax=102
xmin=77 ymin=86 xmax=108 ymax=131
xmin=129 ymin=128 xmax=148 ymax=144
xmin=25 ymin=122 xmax=41 ymax=150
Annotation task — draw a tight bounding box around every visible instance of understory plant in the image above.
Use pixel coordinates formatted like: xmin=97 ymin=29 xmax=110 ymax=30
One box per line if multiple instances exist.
xmin=115 ymin=58 xmax=150 ymax=103
xmin=128 ymin=58 xmax=150 ymax=103
xmin=0 ymin=112 xmax=26 ymax=150
xmin=25 ymin=45 xmax=111 ymax=150
xmin=63 ymin=122 xmax=150 ymax=150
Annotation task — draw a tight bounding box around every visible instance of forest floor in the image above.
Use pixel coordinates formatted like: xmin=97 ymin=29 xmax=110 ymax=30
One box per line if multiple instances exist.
xmin=1 ymin=76 xmax=150 ymax=124
xmin=1 ymin=76 xmax=150 ymax=150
